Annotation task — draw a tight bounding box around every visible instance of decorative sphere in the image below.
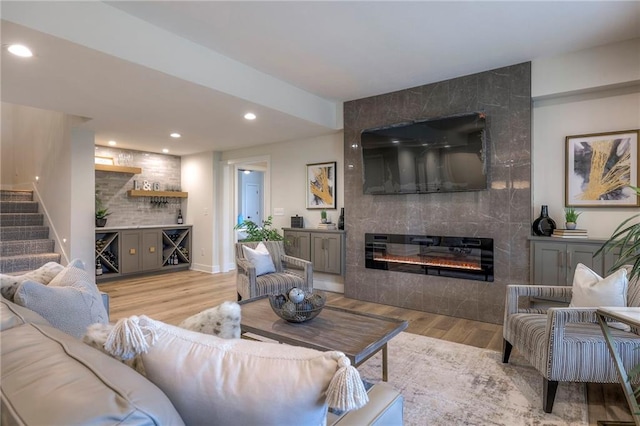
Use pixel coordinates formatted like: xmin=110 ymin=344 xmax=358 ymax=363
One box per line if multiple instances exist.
xmin=288 ymin=287 xmax=305 ymax=303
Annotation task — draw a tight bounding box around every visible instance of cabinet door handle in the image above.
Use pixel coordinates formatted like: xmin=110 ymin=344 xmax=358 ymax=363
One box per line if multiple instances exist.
xmin=129 ymin=248 xmax=136 ymax=255
xmin=558 ymin=251 xmax=563 ymax=268
xmin=149 ymin=246 xmax=156 ymax=253
xmin=567 ymin=251 xmax=572 ymax=269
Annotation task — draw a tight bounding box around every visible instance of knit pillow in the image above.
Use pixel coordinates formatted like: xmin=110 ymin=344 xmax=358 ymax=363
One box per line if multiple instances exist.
xmin=242 ymin=242 xmax=276 ymax=276
xmin=14 ymin=260 xmax=109 ymax=338
xmin=570 ymin=263 xmax=629 ymax=331
xmin=0 ymin=261 xmax=64 ymax=301
xmin=103 ymin=316 xmax=368 ymax=426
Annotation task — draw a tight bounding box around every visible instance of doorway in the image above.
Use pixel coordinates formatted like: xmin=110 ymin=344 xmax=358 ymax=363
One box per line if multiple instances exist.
xmin=238 ymin=170 xmax=263 ymax=225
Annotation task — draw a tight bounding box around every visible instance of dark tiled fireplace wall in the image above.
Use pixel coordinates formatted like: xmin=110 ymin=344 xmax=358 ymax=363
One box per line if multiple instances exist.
xmin=343 ymin=62 xmax=531 ymax=324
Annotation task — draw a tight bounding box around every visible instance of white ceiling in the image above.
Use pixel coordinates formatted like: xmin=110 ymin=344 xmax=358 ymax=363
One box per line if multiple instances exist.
xmin=2 ymin=1 xmax=639 ymax=156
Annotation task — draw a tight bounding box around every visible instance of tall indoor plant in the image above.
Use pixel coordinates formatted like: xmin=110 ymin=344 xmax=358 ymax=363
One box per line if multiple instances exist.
xmin=596 ymin=186 xmax=640 ymax=281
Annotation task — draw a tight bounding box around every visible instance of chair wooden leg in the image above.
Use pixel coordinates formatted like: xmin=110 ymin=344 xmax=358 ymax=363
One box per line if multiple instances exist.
xmin=502 ymin=339 xmax=513 ymax=363
xmin=543 ymin=378 xmax=559 ymax=413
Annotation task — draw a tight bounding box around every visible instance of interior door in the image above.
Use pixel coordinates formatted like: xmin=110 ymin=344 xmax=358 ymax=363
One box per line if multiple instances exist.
xmin=244 ymin=182 xmax=261 ymax=224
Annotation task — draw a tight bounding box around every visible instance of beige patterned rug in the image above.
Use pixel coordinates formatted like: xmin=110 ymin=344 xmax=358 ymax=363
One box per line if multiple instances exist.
xmin=357 ymin=332 xmax=588 ymax=425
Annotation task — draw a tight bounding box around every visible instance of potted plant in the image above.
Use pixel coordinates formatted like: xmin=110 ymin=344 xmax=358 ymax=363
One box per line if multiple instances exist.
xmin=234 ymin=216 xmax=283 ymax=242
xmin=95 ymin=194 xmax=110 ymax=227
xmin=596 ymin=186 xmax=640 ymax=282
xmin=564 ymin=207 xmax=582 ymax=230
xmin=321 ymin=210 xmax=327 ymax=224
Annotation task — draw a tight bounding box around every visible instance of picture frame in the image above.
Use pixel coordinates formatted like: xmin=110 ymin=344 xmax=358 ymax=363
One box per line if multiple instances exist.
xmin=306 ymin=161 xmax=337 ymax=209
xmin=565 ymin=129 xmax=639 ymax=207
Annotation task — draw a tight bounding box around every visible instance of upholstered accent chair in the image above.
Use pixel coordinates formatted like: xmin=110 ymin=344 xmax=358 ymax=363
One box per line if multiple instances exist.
xmin=235 ymin=241 xmax=313 ymax=301
xmin=502 ymin=267 xmax=640 ymax=413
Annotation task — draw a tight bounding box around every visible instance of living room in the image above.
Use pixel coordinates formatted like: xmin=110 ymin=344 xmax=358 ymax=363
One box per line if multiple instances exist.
xmin=1 ymin=2 xmax=640 ymax=425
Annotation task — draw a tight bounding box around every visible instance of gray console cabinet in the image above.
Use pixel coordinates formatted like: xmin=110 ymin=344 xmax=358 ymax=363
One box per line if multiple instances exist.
xmin=96 ymin=226 xmax=191 ymax=281
xmin=530 ymin=237 xmax=612 ymax=286
xmin=283 ymin=228 xmax=346 ymax=276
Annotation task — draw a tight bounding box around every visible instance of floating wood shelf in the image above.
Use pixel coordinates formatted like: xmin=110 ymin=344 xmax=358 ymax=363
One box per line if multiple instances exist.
xmin=95 ymin=164 xmax=142 ymax=174
xmin=127 ymin=190 xmax=188 ymax=198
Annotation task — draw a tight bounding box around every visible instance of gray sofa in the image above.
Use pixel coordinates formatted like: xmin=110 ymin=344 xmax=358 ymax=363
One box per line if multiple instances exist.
xmin=1 ymin=296 xmax=403 ymax=425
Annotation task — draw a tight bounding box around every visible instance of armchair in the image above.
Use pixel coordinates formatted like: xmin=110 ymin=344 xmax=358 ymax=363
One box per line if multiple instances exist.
xmin=502 ymin=271 xmax=640 ymax=413
xmin=235 ymin=241 xmax=313 ymax=301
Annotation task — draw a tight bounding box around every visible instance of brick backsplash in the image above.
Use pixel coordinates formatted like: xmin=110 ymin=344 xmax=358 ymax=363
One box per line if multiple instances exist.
xmin=95 ymin=147 xmax=183 ymax=227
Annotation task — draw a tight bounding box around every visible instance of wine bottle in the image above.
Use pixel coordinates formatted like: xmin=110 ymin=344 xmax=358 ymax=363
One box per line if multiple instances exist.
xmin=338 ymin=207 xmax=345 ymax=230
xmin=177 ymin=209 xmax=184 ymax=224
xmin=96 ymin=258 xmax=103 ymax=276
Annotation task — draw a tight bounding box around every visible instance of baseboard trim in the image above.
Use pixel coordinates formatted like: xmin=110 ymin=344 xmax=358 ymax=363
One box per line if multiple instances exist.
xmin=191 ymin=263 xmax=220 ymax=274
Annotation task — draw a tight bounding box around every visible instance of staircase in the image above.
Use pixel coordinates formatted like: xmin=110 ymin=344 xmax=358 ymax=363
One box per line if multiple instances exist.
xmin=0 ymin=190 xmax=60 ymax=274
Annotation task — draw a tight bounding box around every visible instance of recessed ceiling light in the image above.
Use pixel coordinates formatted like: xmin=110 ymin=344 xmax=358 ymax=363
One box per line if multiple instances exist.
xmin=244 ymin=112 xmax=256 ymax=120
xmin=170 ymin=133 xmax=181 ymax=138
xmin=8 ymin=44 xmax=33 ymax=57
xmin=243 ymin=170 xmax=251 ymax=175
xmin=162 ymin=148 xmax=169 ymax=153
xmin=108 ymin=140 xmax=117 ymax=146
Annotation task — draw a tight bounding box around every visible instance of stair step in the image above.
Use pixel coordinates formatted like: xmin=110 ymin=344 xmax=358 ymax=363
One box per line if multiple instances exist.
xmin=0 ymin=201 xmax=39 ymax=213
xmin=0 ymin=226 xmax=50 ymax=241
xmin=0 ymin=190 xmax=33 ymax=202
xmin=0 ymin=253 xmax=61 ymax=275
xmin=0 ymin=239 xmax=55 ymax=257
xmin=0 ymin=213 xmax=43 ymax=227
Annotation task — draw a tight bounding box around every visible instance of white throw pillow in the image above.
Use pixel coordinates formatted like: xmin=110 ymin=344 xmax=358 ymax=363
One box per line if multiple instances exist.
xmin=242 ymin=242 xmax=276 ymax=276
xmin=570 ymin=263 xmax=630 ymax=331
xmin=0 ymin=261 xmax=64 ymax=301
xmin=14 ymin=259 xmax=109 ymax=338
xmin=103 ymin=316 xmax=367 ymax=426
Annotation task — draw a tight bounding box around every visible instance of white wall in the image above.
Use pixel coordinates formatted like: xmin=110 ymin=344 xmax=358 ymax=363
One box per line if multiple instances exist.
xmin=221 ymin=131 xmax=344 ymax=231
xmin=182 ymin=151 xmax=218 ymax=273
xmin=532 ymin=39 xmax=640 ymax=239
xmin=0 ymin=103 xmax=94 ymax=269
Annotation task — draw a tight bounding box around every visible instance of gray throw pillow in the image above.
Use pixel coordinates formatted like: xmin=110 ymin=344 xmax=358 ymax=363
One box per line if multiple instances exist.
xmin=14 ymin=260 xmax=108 ymax=338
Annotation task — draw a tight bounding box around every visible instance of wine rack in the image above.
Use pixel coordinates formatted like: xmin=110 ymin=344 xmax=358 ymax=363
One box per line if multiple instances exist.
xmin=95 ymin=232 xmax=120 ymax=280
xmin=162 ymin=227 xmax=191 ymax=268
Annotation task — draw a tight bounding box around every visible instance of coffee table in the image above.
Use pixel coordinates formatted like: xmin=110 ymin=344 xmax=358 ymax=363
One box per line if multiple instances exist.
xmin=238 ymin=296 xmax=408 ymax=381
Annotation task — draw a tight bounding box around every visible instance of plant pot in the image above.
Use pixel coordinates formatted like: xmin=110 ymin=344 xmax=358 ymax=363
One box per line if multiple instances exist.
xmin=96 ymin=218 xmax=107 ymax=228
xmin=565 ymin=222 xmax=577 ymax=230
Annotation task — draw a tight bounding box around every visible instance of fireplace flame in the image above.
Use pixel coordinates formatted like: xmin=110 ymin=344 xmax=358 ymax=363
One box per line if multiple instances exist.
xmin=373 ymin=253 xmax=481 ymax=271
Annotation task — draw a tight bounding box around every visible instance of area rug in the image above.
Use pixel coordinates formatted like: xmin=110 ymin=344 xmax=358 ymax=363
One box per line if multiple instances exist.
xmin=357 ymin=332 xmax=588 ymax=425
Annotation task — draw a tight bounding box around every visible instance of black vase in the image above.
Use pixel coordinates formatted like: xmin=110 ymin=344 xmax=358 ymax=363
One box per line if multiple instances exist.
xmin=532 ymin=205 xmax=556 ymax=236
xmin=96 ymin=218 xmax=107 ymax=228
xmin=338 ymin=208 xmax=344 ymax=230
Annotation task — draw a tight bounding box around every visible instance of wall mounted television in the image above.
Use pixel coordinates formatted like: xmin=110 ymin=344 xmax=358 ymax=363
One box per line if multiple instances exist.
xmin=361 ymin=112 xmax=488 ymax=195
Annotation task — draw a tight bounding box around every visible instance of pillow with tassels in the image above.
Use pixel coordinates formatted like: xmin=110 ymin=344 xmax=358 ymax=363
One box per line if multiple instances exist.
xmin=104 ymin=315 xmax=368 ymax=426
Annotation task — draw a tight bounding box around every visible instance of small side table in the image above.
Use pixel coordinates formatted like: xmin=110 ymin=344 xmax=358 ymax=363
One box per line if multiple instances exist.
xmin=596 ymin=307 xmax=640 ymax=426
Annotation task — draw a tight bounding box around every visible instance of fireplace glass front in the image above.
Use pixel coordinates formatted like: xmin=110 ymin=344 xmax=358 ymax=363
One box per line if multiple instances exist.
xmin=365 ymin=233 xmax=494 ymax=282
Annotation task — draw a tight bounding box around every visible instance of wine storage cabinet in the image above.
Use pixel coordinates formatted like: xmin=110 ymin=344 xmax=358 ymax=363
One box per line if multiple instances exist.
xmin=95 ymin=225 xmax=192 ymax=282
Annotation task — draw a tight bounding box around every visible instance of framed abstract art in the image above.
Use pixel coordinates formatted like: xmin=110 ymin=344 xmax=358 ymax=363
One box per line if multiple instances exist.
xmin=306 ymin=161 xmax=336 ymax=209
xmin=565 ymin=129 xmax=639 ymax=207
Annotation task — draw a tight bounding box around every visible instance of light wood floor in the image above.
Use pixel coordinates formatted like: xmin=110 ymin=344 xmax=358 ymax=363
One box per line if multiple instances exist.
xmin=98 ymin=270 xmax=633 ymax=425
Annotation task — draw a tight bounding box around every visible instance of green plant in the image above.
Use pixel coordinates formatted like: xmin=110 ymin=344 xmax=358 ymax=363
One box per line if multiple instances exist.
xmin=564 ymin=207 xmax=581 ymax=223
xmin=95 ymin=193 xmax=111 ymax=219
xmin=596 ymin=186 xmax=640 ymax=282
xmin=234 ymin=215 xmax=283 ymax=242
xmin=321 ymin=210 xmax=327 ymax=220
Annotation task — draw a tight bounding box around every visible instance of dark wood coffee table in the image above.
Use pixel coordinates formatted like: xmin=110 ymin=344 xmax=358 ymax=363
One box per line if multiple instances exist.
xmin=239 ymin=296 xmax=408 ymax=381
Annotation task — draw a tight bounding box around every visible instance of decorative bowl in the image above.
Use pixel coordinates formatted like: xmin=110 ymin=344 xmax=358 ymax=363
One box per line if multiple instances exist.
xmin=268 ymin=290 xmax=326 ymax=323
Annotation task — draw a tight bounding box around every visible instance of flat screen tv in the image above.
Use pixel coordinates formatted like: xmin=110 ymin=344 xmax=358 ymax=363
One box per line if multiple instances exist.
xmin=361 ymin=112 xmax=488 ymax=195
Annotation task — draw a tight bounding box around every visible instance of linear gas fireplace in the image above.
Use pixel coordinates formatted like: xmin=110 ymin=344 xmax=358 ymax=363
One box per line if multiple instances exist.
xmin=365 ymin=233 xmax=494 ymax=282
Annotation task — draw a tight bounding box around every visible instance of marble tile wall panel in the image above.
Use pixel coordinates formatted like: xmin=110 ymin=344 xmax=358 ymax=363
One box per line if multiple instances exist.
xmin=343 ymin=62 xmax=532 ymax=324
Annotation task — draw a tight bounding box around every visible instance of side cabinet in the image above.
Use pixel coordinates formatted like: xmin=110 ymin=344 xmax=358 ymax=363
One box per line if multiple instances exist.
xmin=530 ymin=237 xmax=609 ymax=286
xmin=283 ymin=230 xmax=311 ymax=261
xmin=96 ymin=226 xmax=192 ymax=281
xmin=283 ymin=228 xmax=346 ymax=276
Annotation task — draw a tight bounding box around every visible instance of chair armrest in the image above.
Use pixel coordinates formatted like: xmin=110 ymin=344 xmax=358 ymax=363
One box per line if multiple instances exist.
xmin=505 ymin=285 xmax=572 ymax=318
xmin=236 ymin=258 xmax=257 ymax=281
xmin=281 ymin=255 xmax=313 ymax=290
